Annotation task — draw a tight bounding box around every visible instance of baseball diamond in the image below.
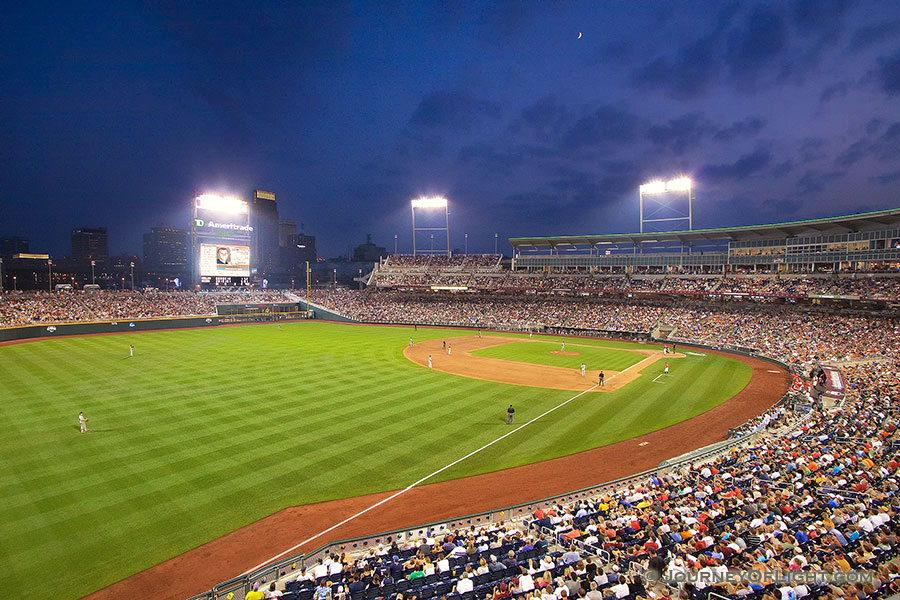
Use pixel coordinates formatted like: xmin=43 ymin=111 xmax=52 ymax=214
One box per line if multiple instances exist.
xmin=1 ymin=321 xmax=764 ymax=599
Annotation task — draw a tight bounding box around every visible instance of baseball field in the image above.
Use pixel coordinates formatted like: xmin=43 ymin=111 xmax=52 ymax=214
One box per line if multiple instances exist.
xmin=0 ymin=321 xmax=754 ymax=599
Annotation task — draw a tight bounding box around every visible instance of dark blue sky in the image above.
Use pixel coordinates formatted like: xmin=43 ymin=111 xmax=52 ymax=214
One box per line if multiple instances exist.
xmin=2 ymin=1 xmax=900 ymax=258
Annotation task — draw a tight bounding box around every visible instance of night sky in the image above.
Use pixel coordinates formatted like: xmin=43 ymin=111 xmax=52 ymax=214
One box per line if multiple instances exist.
xmin=2 ymin=1 xmax=900 ymax=258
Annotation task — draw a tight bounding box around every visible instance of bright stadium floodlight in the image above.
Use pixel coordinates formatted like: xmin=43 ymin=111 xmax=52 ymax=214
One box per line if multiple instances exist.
xmin=410 ymin=196 xmax=448 ymax=209
xmin=196 ymin=193 xmax=248 ymax=214
xmin=639 ymin=177 xmax=693 ymax=233
xmin=410 ymin=196 xmax=450 ymax=256
xmin=665 ymin=177 xmax=692 ymax=191
xmin=639 ymin=180 xmax=666 ymax=194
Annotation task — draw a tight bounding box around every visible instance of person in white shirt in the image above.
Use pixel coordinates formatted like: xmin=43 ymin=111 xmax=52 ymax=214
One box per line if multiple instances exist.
xmin=78 ymin=411 xmax=89 ymax=433
xmin=456 ymin=576 xmax=473 ymax=594
xmin=313 ymin=559 xmax=329 ymax=579
xmin=610 ymin=576 xmax=630 ymax=599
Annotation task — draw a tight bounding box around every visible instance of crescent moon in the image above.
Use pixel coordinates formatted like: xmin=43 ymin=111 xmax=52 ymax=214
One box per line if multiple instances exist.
xmin=578 ymin=31 xmax=582 ymax=39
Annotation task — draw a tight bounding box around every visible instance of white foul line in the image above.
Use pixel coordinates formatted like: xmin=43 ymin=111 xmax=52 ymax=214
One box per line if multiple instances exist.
xmin=242 ymin=383 xmax=599 ymax=575
xmin=606 ymin=351 xmax=662 ymax=382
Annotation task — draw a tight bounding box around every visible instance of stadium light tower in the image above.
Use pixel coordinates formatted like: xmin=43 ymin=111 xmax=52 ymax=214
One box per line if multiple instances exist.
xmin=639 ymin=177 xmax=693 ymax=233
xmin=411 ymin=196 xmax=450 ymax=256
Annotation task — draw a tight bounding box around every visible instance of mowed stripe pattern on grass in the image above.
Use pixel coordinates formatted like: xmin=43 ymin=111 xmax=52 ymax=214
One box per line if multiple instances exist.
xmin=0 ymin=323 xmax=751 ymax=599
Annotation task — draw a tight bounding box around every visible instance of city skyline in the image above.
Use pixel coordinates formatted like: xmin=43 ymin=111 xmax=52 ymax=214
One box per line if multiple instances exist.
xmin=2 ymin=1 xmax=900 ymax=257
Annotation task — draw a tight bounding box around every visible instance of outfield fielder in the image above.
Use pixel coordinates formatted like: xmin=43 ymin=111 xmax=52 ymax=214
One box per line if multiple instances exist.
xmin=129 ymin=344 xmax=134 ymax=357
xmin=561 ymin=342 xmax=565 ymax=351
xmin=78 ymin=411 xmax=89 ymax=433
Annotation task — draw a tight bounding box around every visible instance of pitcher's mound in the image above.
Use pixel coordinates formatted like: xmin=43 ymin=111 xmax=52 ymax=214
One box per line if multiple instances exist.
xmin=550 ymin=350 xmax=580 ymax=356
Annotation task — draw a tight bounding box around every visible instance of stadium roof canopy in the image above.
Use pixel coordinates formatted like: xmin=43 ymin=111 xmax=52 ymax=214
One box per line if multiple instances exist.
xmin=509 ymin=208 xmax=900 ymax=249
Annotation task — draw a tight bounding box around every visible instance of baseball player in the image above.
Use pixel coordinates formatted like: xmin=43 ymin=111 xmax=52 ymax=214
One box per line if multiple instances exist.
xmin=409 ymin=338 xmax=413 ymax=347
xmin=78 ymin=411 xmax=89 ymax=433
xmin=447 ymin=343 xmax=451 ymax=355
xmin=664 ymin=362 xmax=669 ymax=375
xmin=129 ymin=344 xmax=134 ymax=357
xmin=581 ymin=363 xmax=586 ymax=377
xmin=506 ymin=404 xmax=515 ymax=425
xmin=561 ymin=342 xmax=565 ymax=351
xmin=442 ymin=340 xmax=446 ymax=351
xmin=428 ymin=355 xmax=433 ymax=369
xmin=599 ymin=371 xmax=605 ymax=387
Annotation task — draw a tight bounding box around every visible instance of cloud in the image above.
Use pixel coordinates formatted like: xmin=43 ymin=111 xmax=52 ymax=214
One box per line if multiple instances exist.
xmin=820 ymin=81 xmax=850 ymax=102
xmin=848 ymin=20 xmax=900 ymax=53
xmin=410 ymin=92 xmax=502 ymax=130
xmin=870 ymin=49 xmax=900 ymax=96
xmin=633 ymin=35 xmax=720 ymax=99
xmin=699 ymin=150 xmax=772 ymax=183
xmin=713 ymin=116 xmax=766 ymax=142
xmin=870 ymin=171 xmax=900 ymax=185
xmin=647 ymin=113 xmax=716 ymax=154
xmin=770 ymin=160 xmax=794 ymax=178
xmin=834 ymin=138 xmax=870 ymax=168
xmin=559 ymin=105 xmax=639 ymax=151
xmin=798 ymin=169 xmax=845 ymax=193
xmin=725 ymin=6 xmax=788 ymax=87
xmin=871 ymin=121 xmax=900 ymax=159
xmin=511 ymin=96 xmax=569 ymax=139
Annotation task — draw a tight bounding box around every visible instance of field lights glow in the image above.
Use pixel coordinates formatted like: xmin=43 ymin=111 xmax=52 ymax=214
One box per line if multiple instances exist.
xmin=640 ymin=177 xmax=692 ymax=194
xmin=410 ymin=196 xmax=448 ymax=209
xmin=196 ymin=194 xmax=248 ymax=214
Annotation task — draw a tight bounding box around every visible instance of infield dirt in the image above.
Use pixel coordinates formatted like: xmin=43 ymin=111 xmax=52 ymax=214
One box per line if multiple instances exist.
xmin=404 ymin=335 xmax=682 ymax=392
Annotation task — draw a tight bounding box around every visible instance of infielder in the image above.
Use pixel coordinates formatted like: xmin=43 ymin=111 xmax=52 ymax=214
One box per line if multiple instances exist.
xmin=599 ymin=371 xmax=605 ymax=387
xmin=409 ymin=338 xmax=413 ymax=347
xmin=447 ymin=344 xmax=451 ymax=355
xmin=78 ymin=411 xmax=89 ymax=433
xmin=664 ymin=362 xmax=669 ymax=375
xmin=581 ymin=363 xmax=586 ymax=377
xmin=428 ymin=355 xmax=433 ymax=369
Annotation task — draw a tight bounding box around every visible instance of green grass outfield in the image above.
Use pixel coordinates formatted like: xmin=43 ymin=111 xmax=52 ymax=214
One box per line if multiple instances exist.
xmin=471 ymin=340 xmax=645 ymax=370
xmin=0 ymin=322 xmax=751 ymax=599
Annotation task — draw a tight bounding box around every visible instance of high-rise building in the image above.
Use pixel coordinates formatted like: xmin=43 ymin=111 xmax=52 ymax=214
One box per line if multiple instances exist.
xmin=251 ymin=190 xmax=279 ymax=278
xmin=0 ymin=236 xmax=29 ymax=257
xmin=143 ymin=227 xmax=188 ymax=277
xmin=71 ymin=228 xmax=109 ymax=266
xmin=278 ymin=220 xmax=297 ymax=248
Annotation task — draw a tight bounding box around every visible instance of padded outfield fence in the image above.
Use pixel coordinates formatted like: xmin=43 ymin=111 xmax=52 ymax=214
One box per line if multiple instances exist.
xmin=183 ymin=338 xmax=803 ymax=600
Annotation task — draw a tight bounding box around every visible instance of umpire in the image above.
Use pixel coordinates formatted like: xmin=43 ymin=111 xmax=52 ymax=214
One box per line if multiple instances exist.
xmin=506 ymin=404 xmax=515 ymax=425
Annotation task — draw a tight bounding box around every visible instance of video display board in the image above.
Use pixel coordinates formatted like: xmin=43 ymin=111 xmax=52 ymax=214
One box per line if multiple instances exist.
xmin=199 ymin=243 xmax=250 ymax=278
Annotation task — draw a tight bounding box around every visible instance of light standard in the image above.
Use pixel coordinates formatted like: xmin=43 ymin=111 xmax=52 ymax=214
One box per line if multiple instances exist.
xmin=430 ymin=233 xmax=434 ymax=253
xmin=464 ymin=233 xmax=468 ymax=255
xmin=358 ymin=268 xmax=362 ymax=291
xmin=494 ymin=233 xmax=498 ymax=255
xmin=394 ymin=234 xmax=398 ymax=254
xmin=12 ymin=275 xmax=17 ymax=291
xmin=121 ymin=277 xmax=125 ymax=291
xmin=333 ymin=268 xmax=337 ymax=288
xmin=0 ymin=257 xmax=3 ymax=294
xmin=91 ymin=260 xmax=96 ymax=284
xmin=130 ymin=262 xmax=135 ymax=290
xmin=47 ymin=259 xmax=53 ymax=291
xmin=305 ymin=260 xmax=310 ymax=315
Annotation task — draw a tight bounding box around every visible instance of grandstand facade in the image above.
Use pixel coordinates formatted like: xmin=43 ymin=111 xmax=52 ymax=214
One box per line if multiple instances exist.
xmin=509 ymin=208 xmax=900 ymax=273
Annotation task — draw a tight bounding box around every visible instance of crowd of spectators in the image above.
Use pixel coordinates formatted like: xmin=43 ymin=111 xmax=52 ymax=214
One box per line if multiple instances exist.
xmin=368 ymin=265 xmax=900 ymax=301
xmin=0 ymin=290 xmax=290 ymax=327
xmin=309 ymin=291 xmax=899 ymax=368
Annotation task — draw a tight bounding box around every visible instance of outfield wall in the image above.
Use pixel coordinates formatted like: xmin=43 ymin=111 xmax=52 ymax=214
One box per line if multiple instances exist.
xmin=0 ymin=311 xmax=313 ymax=343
